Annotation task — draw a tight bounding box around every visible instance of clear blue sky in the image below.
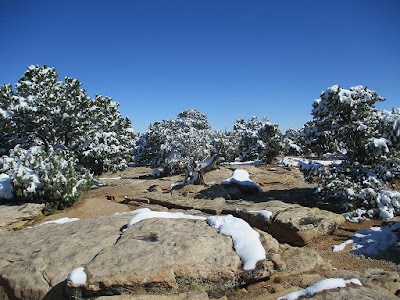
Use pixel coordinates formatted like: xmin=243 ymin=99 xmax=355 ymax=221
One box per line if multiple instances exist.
xmin=1 ymin=0 xmax=399 ymax=133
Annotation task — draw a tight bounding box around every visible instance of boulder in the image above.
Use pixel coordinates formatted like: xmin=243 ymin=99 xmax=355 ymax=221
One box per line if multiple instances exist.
xmin=0 ymin=203 xmax=45 ymax=230
xmin=0 ymin=213 xmax=280 ymax=300
xmin=279 ymin=244 xmax=332 ymax=276
xmin=0 ymin=215 xmax=128 ymax=300
xmin=267 ymin=206 xmax=345 ymax=246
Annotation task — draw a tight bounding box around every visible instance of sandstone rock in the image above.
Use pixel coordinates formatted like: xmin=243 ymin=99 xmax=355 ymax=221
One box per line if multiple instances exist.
xmin=0 ymin=214 xmax=280 ymax=300
xmin=95 ymin=292 xmax=209 ymax=300
xmin=279 ymin=244 xmax=332 ymax=276
xmin=267 ymin=206 xmax=345 ymax=246
xmin=324 ymin=268 xmax=400 ymax=297
xmin=302 ymin=284 xmax=398 ymax=300
xmin=148 ymin=185 xmax=163 ymax=193
xmin=0 ymin=203 xmax=45 ymax=230
xmin=0 ymin=214 xmax=129 ymax=300
xmin=84 ymin=218 xmax=276 ymax=298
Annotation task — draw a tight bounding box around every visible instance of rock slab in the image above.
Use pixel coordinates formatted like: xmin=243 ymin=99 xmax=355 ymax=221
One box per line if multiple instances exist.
xmin=0 ymin=203 xmax=44 ymax=231
xmin=0 ymin=214 xmax=280 ymax=300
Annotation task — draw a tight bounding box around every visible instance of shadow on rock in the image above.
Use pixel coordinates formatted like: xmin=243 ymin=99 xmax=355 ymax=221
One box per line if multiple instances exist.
xmin=194 ymin=184 xmax=243 ymax=200
xmin=43 ymin=280 xmax=67 ymax=300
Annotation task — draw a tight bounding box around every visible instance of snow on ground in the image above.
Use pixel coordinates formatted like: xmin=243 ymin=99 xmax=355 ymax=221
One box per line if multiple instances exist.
xmin=125 ymin=208 xmax=206 ymax=229
xmin=0 ymin=174 xmax=13 ymax=199
xmin=207 ymin=214 xmax=266 ymax=270
xmin=91 ymin=181 xmax=106 ymax=189
xmin=277 ymin=278 xmax=362 ymax=300
xmin=32 ymin=217 xmax=80 ymax=227
xmin=123 ymin=208 xmax=266 ymax=270
xmin=221 ymin=169 xmax=263 ymax=192
xmin=67 ymin=267 xmax=87 ymax=287
xmin=278 ymin=156 xmax=343 ymax=168
xmin=333 ymin=222 xmax=399 ymax=256
xmin=98 ymin=176 xmax=122 ymax=180
xmin=224 ymin=160 xmax=263 ymax=166
xmin=342 ymin=208 xmax=374 ymax=223
xmin=248 ymin=210 xmax=273 ymax=222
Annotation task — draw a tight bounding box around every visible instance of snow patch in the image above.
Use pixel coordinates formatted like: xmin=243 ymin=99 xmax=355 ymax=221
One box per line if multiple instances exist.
xmin=0 ymin=174 xmax=13 ymax=199
xmin=277 ymin=277 xmax=362 ymax=300
xmin=126 ymin=209 xmax=206 ymax=229
xmin=207 ymin=215 xmax=266 ymax=270
xmin=333 ymin=222 xmax=399 ymax=256
xmin=98 ymin=176 xmax=122 ymax=180
xmin=221 ymin=169 xmax=262 ymax=192
xmin=248 ymin=210 xmax=273 ymax=222
xmin=67 ymin=267 xmax=87 ymax=287
xmin=332 ymin=239 xmax=354 ymax=252
xmin=225 ymin=160 xmax=262 ymax=166
xmin=34 ymin=217 xmax=80 ymax=227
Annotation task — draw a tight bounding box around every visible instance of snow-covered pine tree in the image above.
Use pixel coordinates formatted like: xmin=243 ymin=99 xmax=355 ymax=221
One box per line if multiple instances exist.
xmin=0 ymin=84 xmax=16 ymax=154
xmin=281 ymin=128 xmax=303 ymax=156
xmin=211 ymin=129 xmax=240 ymax=162
xmin=0 ymin=65 xmax=134 ymax=175
xmin=135 ymin=109 xmax=213 ymax=174
xmin=234 ymin=116 xmax=282 ymax=163
xmin=77 ymin=95 xmax=135 ymax=175
xmin=0 ymin=145 xmax=92 ymax=211
xmin=300 ymin=85 xmax=400 ymax=220
xmin=0 ymin=65 xmax=134 ymax=207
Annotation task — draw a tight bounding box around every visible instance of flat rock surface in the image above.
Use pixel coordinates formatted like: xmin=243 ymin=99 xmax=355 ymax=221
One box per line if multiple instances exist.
xmin=0 ymin=213 xmax=280 ymax=300
xmin=1 ymin=163 xmax=398 ymax=300
xmin=0 ymin=203 xmax=45 ymax=230
xmin=267 ymin=206 xmax=345 ymax=246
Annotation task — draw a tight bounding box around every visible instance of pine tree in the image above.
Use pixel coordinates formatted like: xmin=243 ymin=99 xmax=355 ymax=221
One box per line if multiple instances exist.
xmin=135 ymin=109 xmax=213 ymax=174
xmin=300 ymin=85 xmax=400 ymax=220
xmin=0 ymin=65 xmax=134 ymax=175
xmin=281 ymin=128 xmax=303 ymax=156
xmin=0 ymin=65 xmax=134 ymax=207
xmin=211 ymin=129 xmax=240 ymax=162
xmin=233 ymin=116 xmax=282 ymax=163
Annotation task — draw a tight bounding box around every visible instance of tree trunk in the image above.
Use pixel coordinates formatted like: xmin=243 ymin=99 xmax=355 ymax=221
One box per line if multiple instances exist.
xmin=183 ymin=154 xmax=221 ymax=185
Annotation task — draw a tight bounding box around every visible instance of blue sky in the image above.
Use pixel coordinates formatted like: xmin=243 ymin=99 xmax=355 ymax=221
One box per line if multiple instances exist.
xmin=1 ymin=0 xmax=399 ymax=133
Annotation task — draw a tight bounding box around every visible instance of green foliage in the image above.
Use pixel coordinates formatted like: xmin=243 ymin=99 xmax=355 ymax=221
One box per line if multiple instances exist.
xmin=0 ymin=65 xmax=134 ymax=175
xmin=300 ymin=85 xmax=400 ymax=220
xmin=0 ymin=65 xmax=133 ymax=209
xmin=134 ymin=109 xmax=213 ymax=174
xmin=233 ymin=116 xmax=282 ymax=163
xmin=0 ymin=145 xmax=93 ymax=209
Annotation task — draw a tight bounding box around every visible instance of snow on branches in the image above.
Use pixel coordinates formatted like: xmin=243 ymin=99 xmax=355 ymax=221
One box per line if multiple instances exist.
xmin=0 ymin=65 xmax=134 ymax=207
xmin=300 ymin=85 xmax=400 ymax=220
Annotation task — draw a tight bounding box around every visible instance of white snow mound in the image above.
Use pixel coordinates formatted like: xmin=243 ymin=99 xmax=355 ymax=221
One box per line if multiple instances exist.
xmin=333 ymin=222 xmax=399 ymax=256
xmin=33 ymin=217 xmax=80 ymax=227
xmin=207 ymin=215 xmax=266 ymax=270
xmin=277 ymin=278 xmax=362 ymax=300
xmin=221 ymin=169 xmax=262 ymax=192
xmin=67 ymin=267 xmax=87 ymax=287
xmin=126 ymin=209 xmax=206 ymax=228
xmin=124 ymin=209 xmax=266 ymax=271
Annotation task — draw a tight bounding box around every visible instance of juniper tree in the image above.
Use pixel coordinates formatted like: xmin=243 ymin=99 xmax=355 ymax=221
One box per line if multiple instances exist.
xmin=0 ymin=65 xmax=134 ymax=207
xmin=135 ymin=109 xmax=213 ymax=174
xmin=300 ymin=85 xmax=400 ymax=220
xmin=0 ymin=65 xmax=134 ymax=175
xmin=211 ymin=129 xmax=240 ymax=162
xmin=233 ymin=116 xmax=282 ymax=163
